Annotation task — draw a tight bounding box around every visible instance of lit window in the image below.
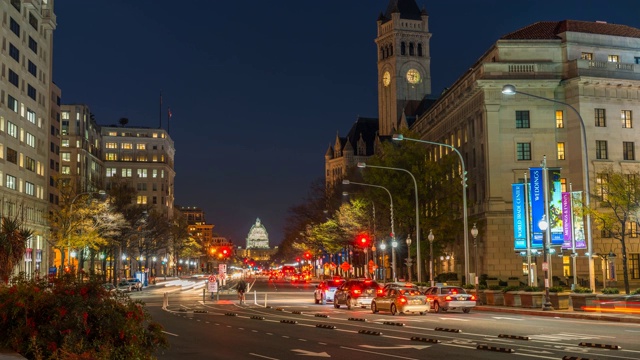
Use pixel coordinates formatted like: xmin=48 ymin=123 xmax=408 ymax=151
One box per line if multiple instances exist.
xmin=61 ymin=166 xmax=71 ymax=175
xmin=61 ymin=153 xmax=71 ymax=162
xmin=608 ymin=55 xmax=619 ymax=62
xmin=623 ymin=142 xmax=635 ymax=160
xmin=122 ymin=143 xmax=133 ymax=149
xmin=622 ymin=110 xmax=632 ymax=128
xmin=7 ymin=122 xmax=18 ymax=138
xmin=61 ymin=139 xmax=69 ymax=147
xmin=555 ymin=110 xmax=564 ymax=128
xmin=7 ymin=96 xmax=18 ymax=113
xmin=557 ymin=142 xmax=565 ymax=160
xmin=27 ymin=109 xmax=36 ymax=124
xmin=106 ymin=142 xmax=117 ymax=149
xmin=137 ymin=144 xmax=146 ymax=150
xmin=137 ymin=195 xmax=147 ymax=205
xmin=121 ymin=168 xmax=132 ymax=177
xmin=61 ymin=111 xmax=70 ymax=120
xmin=26 ymin=133 xmax=36 ymax=148
xmin=153 ymin=169 xmax=158 ymax=178
xmin=581 ymin=52 xmax=593 ymax=60
xmin=121 ymin=155 xmax=133 ymax=161
xmin=137 ymin=169 xmax=148 ymax=178
xmin=6 ymin=175 xmax=16 ymax=190
xmin=106 ymin=168 xmax=117 ymax=177
xmin=105 ymin=153 xmax=117 ymax=161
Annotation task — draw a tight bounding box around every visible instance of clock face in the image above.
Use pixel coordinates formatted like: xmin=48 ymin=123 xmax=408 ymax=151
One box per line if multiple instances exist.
xmin=383 ymin=71 xmax=391 ymax=86
xmin=406 ymin=69 xmax=421 ymax=84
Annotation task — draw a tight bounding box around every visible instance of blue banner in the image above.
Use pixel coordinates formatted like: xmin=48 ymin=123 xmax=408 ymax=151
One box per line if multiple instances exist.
xmin=512 ymin=183 xmax=527 ymax=250
xmin=549 ymin=168 xmax=564 ymax=245
xmin=529 ymin=167 xmax=544 ymax=248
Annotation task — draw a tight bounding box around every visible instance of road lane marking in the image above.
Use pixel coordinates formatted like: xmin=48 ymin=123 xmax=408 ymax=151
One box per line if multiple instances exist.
xmin=291 ymin=349 xmax=330 ymax=357
xmin=250 ymin=353 xmax=279 ymax=359
xmin=340 ymin=347 xmax=418 ymax=359
xmin=161 ymin=331 xmax=179 ymax=337
xmin=360 ymin=345 xmax=429 ymax=350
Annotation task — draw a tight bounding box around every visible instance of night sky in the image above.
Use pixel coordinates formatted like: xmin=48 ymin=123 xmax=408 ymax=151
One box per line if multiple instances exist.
xmin=52 ymin=0 xmax=639 ymax=246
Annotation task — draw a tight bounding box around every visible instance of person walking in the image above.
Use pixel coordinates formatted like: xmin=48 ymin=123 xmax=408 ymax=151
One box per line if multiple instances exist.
xmin=237 ymin=278 xmax=247 ymax=305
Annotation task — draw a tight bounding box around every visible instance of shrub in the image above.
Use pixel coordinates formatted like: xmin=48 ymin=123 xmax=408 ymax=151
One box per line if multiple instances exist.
xmin=508 ymin=277 xmax=520 ymax=280
xmin=549 ymin=286 xmax=564 ymax=293
xmin=502 ymin=285 xmax=520 ymax=293
xmin=462 ymin=284 xmax=475 ymax=290
xmin=632 ymin=288 xmax=640 ymax=295
xmin=602 ymin=287 xmax=620 ymax=294
xmin=572 ymin=287 xmax=593 ymax=294
xmin=523 ymin=286 xmax=540 ymax=292
xmin=488 ymin=285 xmax=503 ymax=290
xmin=0 ymin=274 xmax=168 ymax=359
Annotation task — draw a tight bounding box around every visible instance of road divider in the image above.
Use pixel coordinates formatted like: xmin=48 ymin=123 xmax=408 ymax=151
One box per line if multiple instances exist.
xmin=250 ymin=316 xmax=265 ymax=320
xmin=225 ymin=312 xmax=237 ymax=316
xmin=315 ymin=324 xmax=336 ymax=329
xmin=358 ymin=330 xmax=382 ymax=336
xmin=280 ymin=320 xmax=297 ymax=324
xmin=476 ymin=345 xmax=514 ymax=353
xmin=348 ymin=317 xmax=367 ymax=322
xmin=315 ymin=314 xmax=329 ymax=318
xmin=578 ymin=342 xmax=621 ymax=350
xmin=435 ymin=327 xmax=461 ymax=333
xmin=498 ymin=334 xmax=529 ymax=340
xmin=410 ymin=337 xmax=440 ymax=343
xmin=383 ymin=321 xmax=405 ymax=326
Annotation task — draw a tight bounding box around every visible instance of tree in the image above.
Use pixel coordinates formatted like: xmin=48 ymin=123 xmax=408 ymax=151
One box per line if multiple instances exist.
xmin=588 ymin=167 xmax=640 ymax=294
xmin=0 ymin=217 xmax=33 ymax=283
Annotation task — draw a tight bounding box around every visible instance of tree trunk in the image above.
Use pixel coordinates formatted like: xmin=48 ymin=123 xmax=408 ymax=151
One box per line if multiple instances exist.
xmin=621 ymin=238 xmax=630 ymax=294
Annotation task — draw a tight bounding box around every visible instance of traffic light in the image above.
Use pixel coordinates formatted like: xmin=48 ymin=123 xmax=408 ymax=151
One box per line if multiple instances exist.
xmin=357 ymin=233 xmax=371 ymax=248
xmin=304 ymin=251 xmax=311 ymax=260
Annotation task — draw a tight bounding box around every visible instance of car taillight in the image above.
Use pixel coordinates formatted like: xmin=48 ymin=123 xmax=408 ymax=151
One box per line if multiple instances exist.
xmin=352 ymin=288 xmax=361 ymax=295
xmin=377 ymin=288 xmax=384 ymax=295
xmin=398 ymin=296 xmax=407 ymax=304
xmin=445 ymin=295 xmax=453 ymax=301
xmin=470 ymin=295 xmax=476 ymax=301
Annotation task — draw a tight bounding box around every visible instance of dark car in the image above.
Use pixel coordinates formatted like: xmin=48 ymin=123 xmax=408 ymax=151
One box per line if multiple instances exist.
xmin=333 ymin=279 xmax=382 ymax=310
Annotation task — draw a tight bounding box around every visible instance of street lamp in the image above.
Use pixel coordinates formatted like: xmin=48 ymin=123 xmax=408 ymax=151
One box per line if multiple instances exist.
xmin=406 ymin=235 xmax=413 ymax=282
xmin=392 ymin=134 xmax=470 ymax=285
xmin=502 ymin=84 xmax=595 ymax=292
xmin=357 ymin=162 xmax=421 ymax=283
xmin=471 ymin=223 xmax=479 ymax=296
xmin=342 ymin=180 xmax=396 ymax=280
xmin=538 ymin=216 xmax=554 ymax=311
xmin=379 ymin=240 xmax=387 ymax=283
xmin=391 ymin=237 xmax=398 ymax=281
xmin=428 ymin=230 xmax=435 ymax=286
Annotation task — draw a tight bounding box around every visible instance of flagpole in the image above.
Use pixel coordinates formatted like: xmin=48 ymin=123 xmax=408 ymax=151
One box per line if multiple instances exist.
xmin=167 ymin=107 xmax=171 ymax=135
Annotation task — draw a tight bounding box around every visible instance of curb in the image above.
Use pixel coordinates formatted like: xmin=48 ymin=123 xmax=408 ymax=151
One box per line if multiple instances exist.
xmin=475 ymin=306 xmax=640 ymax=324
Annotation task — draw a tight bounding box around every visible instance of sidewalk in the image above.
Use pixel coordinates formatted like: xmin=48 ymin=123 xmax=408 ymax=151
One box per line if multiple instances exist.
xmin=475 ymin=304 xmax=640 ymax=324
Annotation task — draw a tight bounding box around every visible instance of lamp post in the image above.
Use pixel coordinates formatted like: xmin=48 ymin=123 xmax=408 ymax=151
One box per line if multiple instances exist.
xmin=391 ymin=237 xmax=398 ymax=281
xmin=152 ymin=256 xmax=157 ymax=278
xmin=538 ymin=216 xmax=554 ymax=311
xmin=502 ymin=84 xmax=595 ymax=292
xmin=371 ymin=244 xmax=377 ymax=280
xmin=471 ymin=223 xmax=479 ymax=296
xmin=357 ymin=162 xmax=421 ymax=283
xmin=379 ymin=240 xmax=387 ymax=283
xmin=67 ymin=190 xmax=106 ymax=275
xmin=406 ymin=235 xmax=412 ymax=282
xmin=428 ymin=230 xmax=434 ymax=286
xmin=392 ymin=134 xmax=470 ymax=285
xmin=342 ymin=180 xmax=396 ymax=280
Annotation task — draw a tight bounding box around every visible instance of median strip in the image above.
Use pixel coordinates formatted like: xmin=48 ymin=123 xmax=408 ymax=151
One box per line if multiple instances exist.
xmin=435 ymin=327 xmax=461 ymax=333
xmin=280 ymin=320 xmax=297 ymax=324
xmin=358 ymin=330 xmax=382 ymax=336
xmin=498 ymin=334 xmax=529 ymax=340
xmin=477 ymin=344 xmax=514 ymax=353
xmin=315 ymin=324 xmax=336 ymax=329
xmin=410 ymin=337 xmax=440 ymax=343
xmin=578 ymin=342 xmax=621 ymax=350
xmin=348 ymin=317 xmax=367 ymax=322
xmin=383 ymin=321 xmax=405 ymax=327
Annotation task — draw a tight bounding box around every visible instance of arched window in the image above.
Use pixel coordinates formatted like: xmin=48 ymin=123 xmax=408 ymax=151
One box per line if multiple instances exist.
xmin=401 ymin=42 xmax=406 ymax=55
xmin=418 ymin=43 xmax=423 ymax=57
xmin=409 ymin=43 xmax=415 ymax=56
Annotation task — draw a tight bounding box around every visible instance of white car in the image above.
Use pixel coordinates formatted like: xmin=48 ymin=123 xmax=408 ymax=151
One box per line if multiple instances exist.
xmin=424 ymin=285 xmax=477 ymax=313
xmin=314 ymin=279 xmax=344 ymax=304
xmin=126 ymin=278 xmax=143 ymax=291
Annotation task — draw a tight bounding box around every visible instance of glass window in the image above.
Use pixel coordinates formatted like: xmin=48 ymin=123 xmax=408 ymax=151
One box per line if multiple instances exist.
xmin=516 ymin=111 xmax=530 ymax=128
xmin=516 ymin=143 xmax=531 ymax=160
xmin=137 ymin=143 xmax=146 ymax=150
xmin=28 ymin=85 xmax=36 ymax=100
xmin=26 ymin=133 xmax=35 ymax=148
xmin=137 ymin=169 xmax=147 ymax=178
xmin=105 ymin=153 xmax=117 ymax=161
xmin=9 ymin=18 xmax=20 ymax=36
xmin=557 ymin=142 xmax=565 ymax=160
xmin=6 ymin=175 xmax=16 ymax=190
xmin=25 ymin=182 xmax=34 ymax=196
xmin=61 ymin=139 xmax=69 ymax=147
xmin=121 ymin=168 xmax=132 ymax=177
xmin=9 ymin=44 xmax=19 ymax=62
xmin=6 ymin=148 xmax=17 ymax=164
xmin=61 ymin=166 xmax=70 ymax=175
xmin=624 ymin=142 xmax=635 ymax=160
xmin=27 ymin=109 xmax=36 ymax=124
xmin=122 ymin=143 xmax=133 ymax=149
xmin=581 ymin=52 xmax=593 ymax=60
xmin=596 ymin=140 xmax=608 ymax=160
xmin=596 ymin=173 xmax=609 ymax=201
xmin=622 ymin=110 xmax=632 ymax=128
xmin=8 ymin=69 xmax=19 ymax=87
xmin=7 ymin=96 xmax=18 ymax=113
xmin=555 ymin=110 xmax=564 ymax=128
xmin=608 ymin=55 xmax=619 ymax=62
xmin=28 ymin=36 xmax=37 ymax=53
xmin=106 ymin=168 xmax=116 ymax=177
xmin=7 ymin=122 xmax=18 ymax=138
xmin=595 ymin=108 xmax=606 ymax=127
xmin=28 ymin=61 xmax=37 ymax=77
xmin=136 ymin=195 xmax=147 ymax=205
xmin=61 ymin=152 xmax=71 ymax=162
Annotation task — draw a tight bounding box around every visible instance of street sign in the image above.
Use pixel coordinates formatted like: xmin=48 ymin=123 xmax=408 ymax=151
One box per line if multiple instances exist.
xmin=208 ymin=280 xmax=218 ymax=293
xmin=340 ymin=262 xmax=350 ymax=271
xmin=542 ymin=262 xmax=548 ymax=271
xmin=219 ymin=264 xmax=227 ymax=275
xmin=208 ymin=275 xmax=216 ymax=283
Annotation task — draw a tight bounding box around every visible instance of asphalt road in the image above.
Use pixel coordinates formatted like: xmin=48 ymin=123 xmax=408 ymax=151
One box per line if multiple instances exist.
xmin=134 ymin=277 xmax=640 ymax=359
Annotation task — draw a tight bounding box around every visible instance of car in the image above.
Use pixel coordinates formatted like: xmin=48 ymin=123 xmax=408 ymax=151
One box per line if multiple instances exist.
xmin=102 ymin=283 xmax=117 ymax=293
xmin=333 ymin=279 xmax=382 ymax=310
xmin=126 ymin=278 xmax=143 ymax=291
xmin=371 ymin=282 xmax=429 ymax=315
xmin=424 ymin=284 xmax=476 ymax=313
xmin=314 ymin=279 xmax=344 ymax=304
xmin=116 ymin=280 xmax=133 ymax=292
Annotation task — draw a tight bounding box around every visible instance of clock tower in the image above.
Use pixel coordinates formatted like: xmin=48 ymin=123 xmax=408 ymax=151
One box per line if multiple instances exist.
xmin=376 ymin=0 xmax=431 ymax=136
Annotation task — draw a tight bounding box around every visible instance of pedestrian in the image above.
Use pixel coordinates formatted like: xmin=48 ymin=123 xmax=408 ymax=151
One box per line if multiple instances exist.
xmin=237 ymin=278 xmax=247 ymax=305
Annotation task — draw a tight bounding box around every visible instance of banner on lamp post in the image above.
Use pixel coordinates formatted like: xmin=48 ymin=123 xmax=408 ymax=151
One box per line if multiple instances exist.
xmin=562 ymin=192 xmax=573 ymax=249
xmin=512 ymin=183 xmax=527 ymax=250
xmin=549 ymin=168 xmax=564 ymax=246
xmin=572 ymin=191 xmax=587 ymax=249
xmin=529 ymin=167 xmax=544 ymax=248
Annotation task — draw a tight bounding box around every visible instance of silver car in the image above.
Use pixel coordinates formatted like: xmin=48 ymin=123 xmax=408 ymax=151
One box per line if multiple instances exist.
xmin=424 ymin=285 xmax=476 ymax=313
xmin=333 ymin=279 xmax=382 ymax=310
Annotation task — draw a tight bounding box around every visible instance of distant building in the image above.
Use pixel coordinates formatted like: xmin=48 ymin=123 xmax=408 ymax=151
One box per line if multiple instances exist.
xmin=239 ymin=218 xmax=276 ymax=261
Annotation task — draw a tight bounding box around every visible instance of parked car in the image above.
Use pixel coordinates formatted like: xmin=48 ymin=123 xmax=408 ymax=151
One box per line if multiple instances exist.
xmin=371 ymin=282 xmax=429 ymax=315
xmin=333 ymin=279 xmax=382 ymax=310
xmin=314 ymin=279 xmax=344 ymax=304
xmin=117 ymin=281 xmax=133 ymax=293
xmin=424 ymin=285 xmax=476 ymax=313
xmin=126 ymin=278 xmax=143 ymax=291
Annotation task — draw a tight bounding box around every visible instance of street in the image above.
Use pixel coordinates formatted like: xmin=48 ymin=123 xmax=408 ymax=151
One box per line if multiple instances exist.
xmin=133 ymin=277 xmax=640 ymax=359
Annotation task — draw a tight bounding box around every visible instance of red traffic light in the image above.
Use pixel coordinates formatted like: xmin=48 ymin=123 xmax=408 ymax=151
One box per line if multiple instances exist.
xmin=357 ymin=233 xmax=371 ymax=248
xmin=304 ymin=251 xmax=311 ymax=260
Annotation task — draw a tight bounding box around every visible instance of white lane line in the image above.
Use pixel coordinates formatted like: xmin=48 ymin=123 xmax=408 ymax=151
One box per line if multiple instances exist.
xmin=161 ymin=331 xmax=179 ymax=337
xmin=249 ymin=353 xmax=279 ymax=359
xmin=340 ymin=346 xmax=418 ymax=359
